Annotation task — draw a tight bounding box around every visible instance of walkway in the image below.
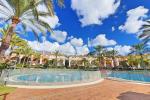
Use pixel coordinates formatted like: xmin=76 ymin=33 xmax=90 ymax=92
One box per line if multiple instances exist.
xmin=6 ymin=79 xmax=150 ymax=100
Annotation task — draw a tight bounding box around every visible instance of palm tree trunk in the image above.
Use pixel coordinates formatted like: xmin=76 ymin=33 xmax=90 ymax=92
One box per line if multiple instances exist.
xmin=22 ymin=57 xmax=26 ymax=68
xmin=30 ymin=55 xmax=33 ymax=67
xmin=27 ymin=56 xmax=30 ymax=67
xmin=56 ymin=55 xmax=58 ymax=67
xmin=0 ymin=16 xmax=20 ymax=56
xmin=140 ymin=54 xmax=144 ymax=69
xmin=0 ymin=25 xmax=15 ymax=56
xmin=0 ymin=69 xmax=2 ymax=77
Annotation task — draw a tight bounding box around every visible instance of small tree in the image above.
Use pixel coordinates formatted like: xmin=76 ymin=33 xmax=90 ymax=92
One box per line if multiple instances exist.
xmin=0 ymin=62 xmax=8 ymax=77
xmin=129 ymin=43 xmax=147 ymax=69
xmin=94 ymin=45 xmax=105 ymax=67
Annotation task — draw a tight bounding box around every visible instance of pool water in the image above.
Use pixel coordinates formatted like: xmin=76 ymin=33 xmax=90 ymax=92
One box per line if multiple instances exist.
xmin=15 ymin=71 xmax=101 ymax=84
xmin=5 ymin=70 xmax=150 ymax=87
xmin=109 ymin=71 xmax=150 ymax=83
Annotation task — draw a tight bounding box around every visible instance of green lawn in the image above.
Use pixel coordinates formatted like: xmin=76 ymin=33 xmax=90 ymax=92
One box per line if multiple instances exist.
xmin=0 ymin=86 xmax=16 ymax=100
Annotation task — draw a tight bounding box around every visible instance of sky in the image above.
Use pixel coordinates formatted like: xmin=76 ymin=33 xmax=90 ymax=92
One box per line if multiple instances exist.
xmin=0 ymin=0 xmax=150 ymax=56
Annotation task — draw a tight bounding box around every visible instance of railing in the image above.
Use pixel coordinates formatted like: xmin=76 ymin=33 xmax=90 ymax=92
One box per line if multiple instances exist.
xmin=104 ymin=70 xmax=150 ymax=83
xmin=0 ymin=69 xmax=102 ymax=86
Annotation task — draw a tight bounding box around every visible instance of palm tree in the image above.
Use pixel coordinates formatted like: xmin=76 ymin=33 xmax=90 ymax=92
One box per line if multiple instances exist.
xmin=139 ymin=20 xmax=150 ymax=44
xmin=30 ymin=51 xmax=40 ymax=65
xmin=14 ymin=46 xmax=33 ymax=67
xmin=105 ymin=49 xmax=118 ymax=58
xmin=0 ymin=27 xmax=28 ymax=51
xmin=54 ymin=50 xmax=59 ymax=67
xmin=130 ymin=43 xmax=146 ymax=68
xmin=94 ymin=45 xmax=104 ymax=67
xmin=82 ymin=58 xmax=89 ymax=70
xmin=0 ymin=0 xmax=64 ymax=56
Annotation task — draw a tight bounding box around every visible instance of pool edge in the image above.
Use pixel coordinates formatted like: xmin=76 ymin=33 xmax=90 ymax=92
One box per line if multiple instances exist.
xmin=6 ymin=79 xmax=104 ymax=89
xmin=106 ymin=77 xmax=150 ymax=85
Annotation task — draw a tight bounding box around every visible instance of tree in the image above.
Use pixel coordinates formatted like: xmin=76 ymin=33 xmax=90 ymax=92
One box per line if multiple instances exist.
xmin=130 ymin=43 xmax=146 ymax=68
xmin=14 ymin=46 xmax=33 ymax=67
xmin=0 ymin=0 xmax=64 ymax=56
xmin=94 ymin=45 xmax=104 ymax=66
xmin=105 ymin=49 xmax=118 ymax=58
xmin=139 ymin=20 xmax=150 ymax=44
xmin=0 ymin=62 xmax=8 ymax=77
xmin=82 ymin=58 xmax=89 ymax=70
xmin=0 ymin=27 xmax=28 ymax=51
xmin=54 ymin=50 xmax=59 ymax=67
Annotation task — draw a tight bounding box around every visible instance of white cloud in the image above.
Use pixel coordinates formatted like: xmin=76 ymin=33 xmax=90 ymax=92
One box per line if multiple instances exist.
xmin=28 ymin=40 xmax=75 ymax=55
xmin=107 ymin=45 xmax=131 ymax=56
xmin=67 ymin=36 xmax=74 ymax=40
xmin=119 ymin=6 xmax=149 ymax=34
xmin=39 ymin=15 xmax=60 ymax=29
xmin=90 ymin=34 xmax=117 ymax=46
xmin=50 ymin=30 xmax=67 ymax=43
xmin=37 ymin=3 xmax=60 ymax=29
xmin=28 ymin=39 xmax=89 ymax=56
xmin=28 ymin=41 xmax=59 ymax=52
xmin=59 ymin=42 xmax=89 ymax=56
xmin=76 ymin=45 xmax=89 ymax=55
xmin=70 ymin=38 xmax=83 ymax=47
xmin=112 ymin=26 xmax=115 ymax=31
xmin=114 ymin=45 xmax=131 ymax=55
xmin=59 ymin=42 xmax=76 ymax=55
xmin=71 ymin=0 xmax=120 ymax=26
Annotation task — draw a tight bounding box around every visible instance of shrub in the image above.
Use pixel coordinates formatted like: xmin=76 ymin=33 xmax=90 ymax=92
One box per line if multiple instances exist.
xmin=0 ymin=63 xmax=8 ymax=70
xmin=0 ymin=63 xmax=8 ymax=77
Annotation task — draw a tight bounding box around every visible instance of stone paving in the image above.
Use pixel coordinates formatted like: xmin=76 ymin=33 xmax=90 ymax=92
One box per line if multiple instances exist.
xmin=6 ymin=79 xmax=150 ymax=100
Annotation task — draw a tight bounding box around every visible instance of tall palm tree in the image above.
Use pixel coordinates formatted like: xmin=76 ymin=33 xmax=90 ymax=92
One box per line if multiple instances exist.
xmin=14 ymin=46 xmax=33 ymax=67
xmin=0 ymin=27 xmax=28 ymax=51
xmin=130 ymin=43 xmax=146 ymax=68
xmin=0 ymin=0 xmax=64 ymax=56
xmin=105 ymin=49 xmax=118 ymax=58
xmin=139 ymin=20 xmax=150 ymax=44
xmin=32 ymin=51 xmax=41 ymax=65
xmin=94 ymin=45 xmax=104 ymax=66
xmin=54 ymin=50 xmax=59 ymax=67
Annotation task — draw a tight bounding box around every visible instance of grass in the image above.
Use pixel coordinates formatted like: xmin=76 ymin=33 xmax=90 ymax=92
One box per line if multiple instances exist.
xmin=0 ymin=86 xmax=16 ymax=100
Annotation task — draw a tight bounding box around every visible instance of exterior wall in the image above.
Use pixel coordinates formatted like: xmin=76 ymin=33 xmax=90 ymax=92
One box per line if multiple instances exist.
xmin=9 ymin=52 xmax=150 ymax=68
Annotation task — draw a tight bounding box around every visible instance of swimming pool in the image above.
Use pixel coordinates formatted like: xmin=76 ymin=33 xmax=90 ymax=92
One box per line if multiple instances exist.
xmin=108 ymin=70 xmax=150 ymax=83
xmin=5 ymin=69 xmax=102 ymax=88
xmin=4 ymin=69 xmax=150 ymax=88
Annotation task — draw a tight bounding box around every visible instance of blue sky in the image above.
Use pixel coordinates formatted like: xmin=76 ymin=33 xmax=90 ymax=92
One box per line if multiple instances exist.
xmin=0 ymin=0 xmax=150 ymax=56
xmin=54 ymin=0 xmax=149 ymax=45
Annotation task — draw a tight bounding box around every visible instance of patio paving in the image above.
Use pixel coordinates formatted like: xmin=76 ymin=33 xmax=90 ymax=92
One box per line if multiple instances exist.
xmin=5 ymin=79 xmax=150 ymax=100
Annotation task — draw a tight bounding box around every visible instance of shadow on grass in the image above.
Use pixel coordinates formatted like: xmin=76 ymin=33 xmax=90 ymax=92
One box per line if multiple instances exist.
xmin=0 ymin=93 xmax=9 ymax=100
xmin=117 ymin=91 xmax=150 ymax=100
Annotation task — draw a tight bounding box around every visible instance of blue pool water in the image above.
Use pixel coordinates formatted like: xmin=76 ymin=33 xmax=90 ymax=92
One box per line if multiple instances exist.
xmin=16 ymin=71 xmax=100 ymax=84
xmin=109 ymin=71 xmax=150 ymax=83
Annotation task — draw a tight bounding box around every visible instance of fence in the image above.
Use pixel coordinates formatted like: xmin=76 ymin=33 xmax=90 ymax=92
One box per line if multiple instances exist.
xmin=0 ymin=69 xmax=102 ymax=86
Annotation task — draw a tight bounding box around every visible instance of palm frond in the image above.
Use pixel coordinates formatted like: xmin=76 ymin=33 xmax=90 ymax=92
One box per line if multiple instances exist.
xmin=9 ymin=0 xmax=31 ymax=17
xmin=142 ymin=36 xmax=150 ymax=44
xmin=0 ymin=0 xmax=14 ymax=14
xmin=43 ymin=0 xmax=54 ymax=16
xmin=142 ymin=24 xmax=150 ymax=29
xmin=57 ymin=0 xmax=64 ymax=7
xmin=139 ymin=20 xmax=150 ymax=45
xmin=30 ymin=19 xmax=47 ymax=34
xmin=0 ymin=5 xmax=13 ymax=19
xmin=22 ymin=20 xmax=41 ymax=40
xmin=38 ymin=19 xmax=54 ymax=34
